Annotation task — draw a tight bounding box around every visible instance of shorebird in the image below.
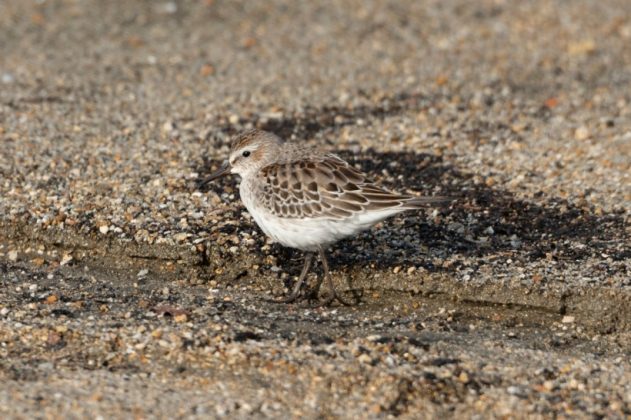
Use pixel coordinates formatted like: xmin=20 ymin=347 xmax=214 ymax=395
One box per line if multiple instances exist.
xmin=201 ymin=129 xmax=448 ymax=305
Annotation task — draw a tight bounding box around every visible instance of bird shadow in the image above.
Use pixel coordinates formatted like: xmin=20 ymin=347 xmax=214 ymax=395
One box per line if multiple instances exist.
xmin=328 ymin=149 xmax=628 ymax=274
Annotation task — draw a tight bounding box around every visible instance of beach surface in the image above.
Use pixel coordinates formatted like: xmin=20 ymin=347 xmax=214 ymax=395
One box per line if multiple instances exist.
xmin=1 ymin=0 xmax=629 ymax=417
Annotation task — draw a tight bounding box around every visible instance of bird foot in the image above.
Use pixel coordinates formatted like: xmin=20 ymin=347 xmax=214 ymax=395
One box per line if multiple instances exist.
xmin=264 ymin=248 xmax=360 ymax=306
xmin=308 ymin=288 xmax=356 ymax=307
xmin=264 ymin=293 xmax=302 ymax=304
xmin=266 ymin=284 xmax=358 ymax=307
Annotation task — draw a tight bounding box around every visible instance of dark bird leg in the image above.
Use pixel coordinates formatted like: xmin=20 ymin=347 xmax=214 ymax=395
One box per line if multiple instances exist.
xmin=268 ymin=252 xmax=313 ymax=303
xmin=315 ymin=246 xmax=354 ymax=307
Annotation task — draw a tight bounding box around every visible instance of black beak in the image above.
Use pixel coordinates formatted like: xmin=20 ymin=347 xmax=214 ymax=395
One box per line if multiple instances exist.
xmin=199 ymin=162 xmax=231 ymax=187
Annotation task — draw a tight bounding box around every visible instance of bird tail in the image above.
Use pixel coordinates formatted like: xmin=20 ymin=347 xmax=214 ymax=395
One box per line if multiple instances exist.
xmin=401 ymin=195 xmax=453 ymax=208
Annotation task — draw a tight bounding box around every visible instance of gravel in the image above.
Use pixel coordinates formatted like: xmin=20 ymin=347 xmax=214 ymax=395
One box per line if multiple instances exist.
xmin=0 ymin=260 xmax=629 ymax=418
xmin=0 ymin=0 xmax=629 ymax=417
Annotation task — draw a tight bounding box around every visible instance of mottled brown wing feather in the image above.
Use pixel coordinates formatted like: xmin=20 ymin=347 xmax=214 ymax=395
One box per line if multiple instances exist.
xmin=256 ymin=154 xmax=415 ymax=219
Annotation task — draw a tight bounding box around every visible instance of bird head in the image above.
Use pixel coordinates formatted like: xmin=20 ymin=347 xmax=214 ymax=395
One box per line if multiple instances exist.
xmin=200 ymin=129 xmax=283 ymax=184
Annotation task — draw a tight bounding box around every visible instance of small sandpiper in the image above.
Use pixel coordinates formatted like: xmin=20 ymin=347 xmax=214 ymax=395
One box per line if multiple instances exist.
xmin=201 ymin=129 xmax=449 ymax=305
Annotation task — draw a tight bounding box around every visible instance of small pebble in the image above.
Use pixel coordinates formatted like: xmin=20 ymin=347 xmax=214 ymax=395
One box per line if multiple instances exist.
xmin=574 ymin=126 xmax=590 ymax=140
xmin=60 ymin=254 xmax=73 ymax=266
xmin=1 ymin=73 xmax=14 ymax=84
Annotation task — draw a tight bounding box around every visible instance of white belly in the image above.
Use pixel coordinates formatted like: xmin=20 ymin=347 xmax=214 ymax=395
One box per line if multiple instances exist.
xmin=238 ymin=180 xmax=403 ymax=251
xmin=253 ymin=209 xmax=366 ymax=251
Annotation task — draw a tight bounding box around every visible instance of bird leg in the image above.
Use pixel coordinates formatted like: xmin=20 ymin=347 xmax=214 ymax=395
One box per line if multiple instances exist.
xmin=312 ymin=246 xmax=355 ymax=307
xmin=267 ymin=252 xmax=313 ymax=304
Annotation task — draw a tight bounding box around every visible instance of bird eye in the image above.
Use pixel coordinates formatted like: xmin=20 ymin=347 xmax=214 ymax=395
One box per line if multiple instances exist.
xmin=242 ymin=150 xmax=251 ymax=157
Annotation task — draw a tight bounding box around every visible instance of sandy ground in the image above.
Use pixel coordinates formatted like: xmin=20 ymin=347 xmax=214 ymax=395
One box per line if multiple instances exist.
xmin=0 ymin=0 xmax=630 ymax=418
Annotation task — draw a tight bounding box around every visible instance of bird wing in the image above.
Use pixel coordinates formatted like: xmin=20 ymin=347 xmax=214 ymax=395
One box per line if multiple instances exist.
xmin=256 ymin=154 xmax=443 ymax=220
